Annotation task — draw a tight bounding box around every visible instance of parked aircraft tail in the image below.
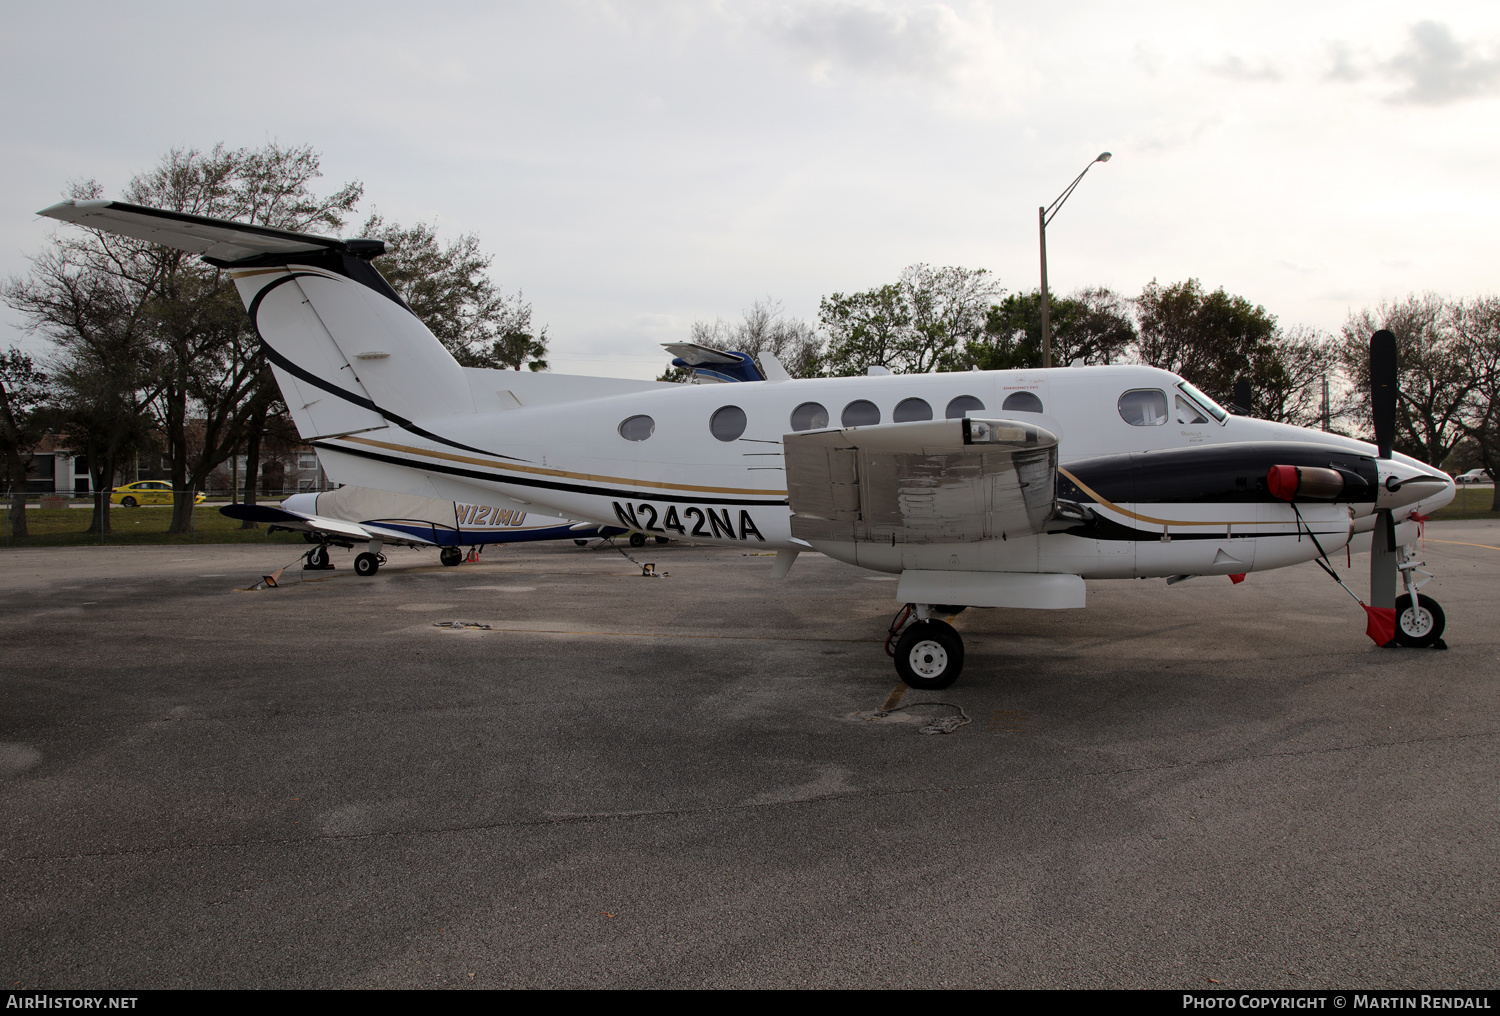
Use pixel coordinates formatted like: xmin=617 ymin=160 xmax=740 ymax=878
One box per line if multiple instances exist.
xmin=36 ymin=200 xmax=472 ymax=441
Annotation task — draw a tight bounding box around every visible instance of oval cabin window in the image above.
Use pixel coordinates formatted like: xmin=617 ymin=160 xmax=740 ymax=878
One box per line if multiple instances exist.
xmin=790 ymin=402 xmax=829 ymax=432
xmin=945 ymin=395 xmax=986 ymax=419
xmin=893 ymin=397 xmax=933 ymax=422
xmin=710 ymin=405 xmax=747 ymax=442
xmin=1002 ymin=391 xmax=1044 ymax=414
xmin=841 ymin=400 xmax=881 ymax=427
xmin=618 ymin=415 xmax=656 ymax=441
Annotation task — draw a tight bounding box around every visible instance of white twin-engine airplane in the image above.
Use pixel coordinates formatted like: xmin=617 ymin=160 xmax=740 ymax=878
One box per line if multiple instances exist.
xmin=39 ymin=199 xmax=1457 ymax=689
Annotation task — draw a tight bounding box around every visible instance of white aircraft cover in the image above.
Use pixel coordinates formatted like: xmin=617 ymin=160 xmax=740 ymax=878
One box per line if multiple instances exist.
xmin=784 ymin=417 xmax=1060 ymax=545
xmin=36 ymin=200 xmax=342 ymax=262
xmin=310 ymin=486 xmax=462 ymax=527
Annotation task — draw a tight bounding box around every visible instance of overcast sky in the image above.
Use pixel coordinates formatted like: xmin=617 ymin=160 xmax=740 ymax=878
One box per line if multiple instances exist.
xmin=4 ymin=1 xmax=1499 ymax=378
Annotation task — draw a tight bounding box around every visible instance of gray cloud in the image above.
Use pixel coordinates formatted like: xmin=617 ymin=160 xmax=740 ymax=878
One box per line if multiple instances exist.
xmin=1386 ymin=20 xmax=1500 ymax=105
xmin=762 ymin=1 xmax=969 ymax=80
xmin=1324 ymin=41 xmax=1364 ymax=82
xmin=1209 ymin=55 xmax=1282 ymax=82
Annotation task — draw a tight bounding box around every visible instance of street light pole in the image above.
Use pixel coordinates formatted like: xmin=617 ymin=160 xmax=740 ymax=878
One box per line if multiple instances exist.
xmin=1039 ymin=151 xmax=1111 ymax=368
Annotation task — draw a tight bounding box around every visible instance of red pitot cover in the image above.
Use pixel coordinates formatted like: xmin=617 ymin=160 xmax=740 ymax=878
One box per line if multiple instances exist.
xmin=1363 ymin=605 xmax=1396 ymax=645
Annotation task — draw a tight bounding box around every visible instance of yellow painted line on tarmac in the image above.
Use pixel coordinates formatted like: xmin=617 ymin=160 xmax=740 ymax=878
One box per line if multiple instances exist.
xmin=1425 ymin=539 xmax=1500 ymax=552
xmin=881 ymin=684 xmax=909 ymax=711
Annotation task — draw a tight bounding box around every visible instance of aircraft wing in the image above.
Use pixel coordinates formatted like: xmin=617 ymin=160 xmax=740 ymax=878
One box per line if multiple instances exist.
xmin=219 ymin=503 xmax=380 ymax=541
xmin=784 ymin=417 xmax=1059 ymax=544
xmin=36 ymin=199 xmax=347 ymax=263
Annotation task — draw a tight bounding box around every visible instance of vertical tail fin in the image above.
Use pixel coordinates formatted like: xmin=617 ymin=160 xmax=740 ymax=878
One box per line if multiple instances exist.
xmin=37 ymin=199 xmax=474 ymax=441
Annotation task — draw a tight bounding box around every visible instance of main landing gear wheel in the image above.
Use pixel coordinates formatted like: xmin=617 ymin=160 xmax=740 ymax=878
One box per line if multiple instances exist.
xmin=573 ymin=539 xmax=589 ymax=547
xmin=121 ymin=496 xmax=137 ymax=508
xmin=628 ymin=532 xmax=647 ymax=548
xmin=895 ymin=619 xmax=965 ymax=691
xmin=307 ymin=545 xmax=330 ymax=568
xmin=654 ymin=535 xmax=670 ymax=544
xmin=1394 ymin=593 xmax=1445 ymax=647
xmin=440 ymin=546 xmax=463 ymax=567
xmin=354 ymin=552 xmax=381 ymax=577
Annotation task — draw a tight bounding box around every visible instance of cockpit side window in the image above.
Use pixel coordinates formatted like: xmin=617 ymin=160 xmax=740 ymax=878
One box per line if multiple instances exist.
xmin=1176 ymin=395 xmax=1209 ymax=425
xmin=1176 ymin=381 xmax=1228 ymax=423
xmin=1118 ymin=389 xmax=1168 ymax=427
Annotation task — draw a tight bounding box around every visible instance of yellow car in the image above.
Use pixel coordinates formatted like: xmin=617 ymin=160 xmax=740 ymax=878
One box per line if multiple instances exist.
xmin=110 ymin=481 xmax=206 ymax=507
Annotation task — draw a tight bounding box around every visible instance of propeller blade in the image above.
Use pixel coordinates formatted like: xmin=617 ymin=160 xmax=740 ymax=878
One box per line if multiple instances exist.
xmin=1368 ymin=329 xmax=1399 ymax=629
xmin=1233 ymin=378 xmax=1252 ymax=416
xmin=1371 ymin=329 xmax=1397 ymax=460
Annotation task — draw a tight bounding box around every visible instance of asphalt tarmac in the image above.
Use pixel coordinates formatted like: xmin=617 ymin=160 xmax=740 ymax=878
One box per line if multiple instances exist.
xmin=2 ymin=524 xmax=1497 ymax=989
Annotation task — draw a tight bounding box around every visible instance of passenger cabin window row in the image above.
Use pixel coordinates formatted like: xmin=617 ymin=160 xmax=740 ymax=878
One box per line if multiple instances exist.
xmin=616 ymin=391 xmax=1049 ymax=442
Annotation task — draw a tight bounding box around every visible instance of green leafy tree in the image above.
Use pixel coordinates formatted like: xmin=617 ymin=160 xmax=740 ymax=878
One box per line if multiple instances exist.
xmin=8 ymin=143 xmax=363 ymax=533
xmin=820 ymin=265 xmax=1001 ymax=376
xmin=0 ymin=349 xmax=48 ymax=536
xmin=1133 ymin=279 xmax=1284 ymax=402
xmin=964 ymin=286 xmax=1135 ymax=370
xmin=362 ymin=215 xmax=548 ymax=371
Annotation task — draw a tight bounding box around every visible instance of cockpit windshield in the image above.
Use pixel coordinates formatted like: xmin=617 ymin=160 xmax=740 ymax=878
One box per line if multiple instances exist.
xmin=1176 ymin=381 xmax=1228 ymax=423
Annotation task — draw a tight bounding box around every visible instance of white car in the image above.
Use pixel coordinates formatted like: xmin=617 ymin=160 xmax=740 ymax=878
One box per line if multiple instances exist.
xmin=1454 ymin=468 xmax=1493 ymax=484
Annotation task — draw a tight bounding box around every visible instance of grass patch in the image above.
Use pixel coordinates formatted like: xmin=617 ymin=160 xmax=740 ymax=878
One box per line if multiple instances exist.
xmin=1428 ymin=486 xmax=1500 ymax=522
xmin=0 ymin=506 xmax=307 ymax=548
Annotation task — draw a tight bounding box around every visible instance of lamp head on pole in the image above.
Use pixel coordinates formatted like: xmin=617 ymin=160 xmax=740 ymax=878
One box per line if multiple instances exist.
xmin=1096 ymin=152 xmax=1112 ymax=163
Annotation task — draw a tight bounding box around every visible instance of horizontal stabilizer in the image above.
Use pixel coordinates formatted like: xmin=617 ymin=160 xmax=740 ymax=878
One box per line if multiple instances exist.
xmin=36 ymin=200 xmax=357 ymax=263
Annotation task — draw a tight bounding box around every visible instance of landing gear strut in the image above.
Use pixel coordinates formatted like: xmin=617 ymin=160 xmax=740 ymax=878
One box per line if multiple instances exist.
xmin=889 ymin=605 xmax=965 ymax=690
xmin=1394 ymin=546 xmax=1446 ymax=647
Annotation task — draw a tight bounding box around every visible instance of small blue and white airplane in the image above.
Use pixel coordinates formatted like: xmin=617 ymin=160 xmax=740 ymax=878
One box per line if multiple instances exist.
xmin=40 ymin=198 xmax=1457 ymax=689
xmin=221 ymin=485 xmax=626 ymax=575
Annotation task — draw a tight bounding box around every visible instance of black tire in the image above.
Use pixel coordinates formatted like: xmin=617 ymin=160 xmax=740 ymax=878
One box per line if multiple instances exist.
xmin=121 ymin=496 xmax=137 ymax=508
xmin=574 ymin=539 xmax=589 ymax=547
xmin=654 ymin=535 xmax=670 ymax=544
xmin=1394 ymin=593 xmax=1445 ymax=647
xmin=307 ymin=545 xmax=330 ymax=568
xmin=440 ymin=547 xmax=462 ymax=567
xmin=354 ymin=552 xmax=380 ymax=577
xmin=628 ymin=533 xmax=647 ymax=548
xmin=894 ymin=619 xmax=965 ymax=691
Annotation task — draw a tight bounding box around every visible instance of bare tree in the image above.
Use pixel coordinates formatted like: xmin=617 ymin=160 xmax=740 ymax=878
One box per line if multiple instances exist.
xmin=1338 ymin=294 xmax=1480 ymax=468
xmin=359 ymin=214 xmax=549 ymax=371
xmin=1451 ymin=295 xmax=1500 ymax=509
xmin=687 ymin=297 xmax=823 ymax=379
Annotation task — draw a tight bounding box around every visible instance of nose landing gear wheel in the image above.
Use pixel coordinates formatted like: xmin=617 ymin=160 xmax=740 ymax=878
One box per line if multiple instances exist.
xmin=440 ymin=546 xmax=462 ymax=567
xmin=1393 ymin=593 xmax=1445 ymax=647
xmin=894 ymin=619 xmax=965 ymax=690
xmin=354 ymin=552 xmax=381 ymax=577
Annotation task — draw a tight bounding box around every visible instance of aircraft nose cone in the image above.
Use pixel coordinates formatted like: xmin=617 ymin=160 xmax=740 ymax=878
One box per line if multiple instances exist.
xmin=1377 ymin=461 xmax=1454 ymax=511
